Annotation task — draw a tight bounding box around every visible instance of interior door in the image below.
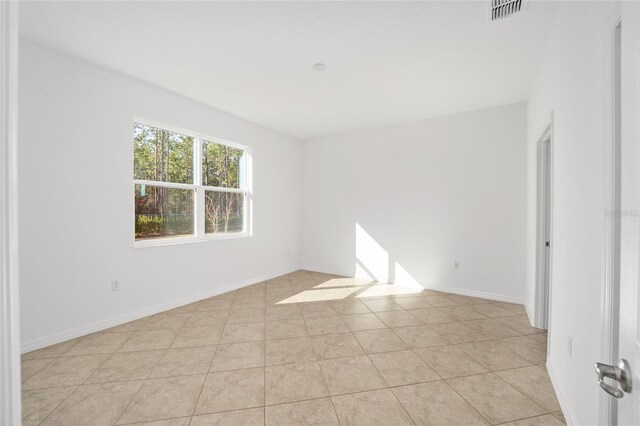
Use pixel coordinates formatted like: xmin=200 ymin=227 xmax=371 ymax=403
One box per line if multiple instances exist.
xmin=617 ymin=1 xmax=640 ymax=424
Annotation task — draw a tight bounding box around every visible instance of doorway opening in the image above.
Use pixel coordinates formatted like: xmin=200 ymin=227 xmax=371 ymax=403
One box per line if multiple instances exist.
xmin=535 ymin=118 xmax=553 ymax=330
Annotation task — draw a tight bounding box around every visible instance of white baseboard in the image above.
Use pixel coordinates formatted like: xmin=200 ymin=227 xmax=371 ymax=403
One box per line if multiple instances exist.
xmin=21 ymin=266 xmax=300 ymax=354
xmin=546 ymin=360 xmax=576 ymax=425
xmin=302 ymin=265 xmax=526 ymax=305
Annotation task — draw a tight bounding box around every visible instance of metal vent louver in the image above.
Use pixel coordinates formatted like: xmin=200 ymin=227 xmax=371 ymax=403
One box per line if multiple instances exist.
xmin=491 ymin=0 xmax=524 ymax=20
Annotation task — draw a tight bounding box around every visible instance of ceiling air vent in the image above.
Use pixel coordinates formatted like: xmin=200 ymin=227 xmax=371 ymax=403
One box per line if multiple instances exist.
xmin=490 ymin=0 xmax=525 ymax=21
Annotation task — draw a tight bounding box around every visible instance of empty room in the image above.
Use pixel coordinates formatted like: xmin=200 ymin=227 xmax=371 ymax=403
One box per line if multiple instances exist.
xmin=2 ymin=0 xmax=640 ymax=425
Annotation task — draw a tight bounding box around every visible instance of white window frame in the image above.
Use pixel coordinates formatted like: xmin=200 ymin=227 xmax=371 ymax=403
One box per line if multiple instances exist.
xmin=133 ymin=117 xmax=253 ymax=248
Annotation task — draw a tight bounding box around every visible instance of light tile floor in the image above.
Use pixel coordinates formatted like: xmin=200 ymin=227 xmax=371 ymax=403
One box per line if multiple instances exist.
xmin=21 ymin=270 xmax=565 ymax=425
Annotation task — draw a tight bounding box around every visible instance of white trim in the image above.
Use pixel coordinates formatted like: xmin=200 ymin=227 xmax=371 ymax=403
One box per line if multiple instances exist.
xmin=547 ymin=361 xmax=577 ymax=426
xmin=302 ymin=266 xmax=526 ymax=304
xmin=21 ymin=266 xmax=299 ymax=354
xmin=0 ymin=2 xmax=20 ymax=425
xmin=599 ymin=7 xmax=622 ymax=425
xmin=133 ymin=231 xmax=251 ymax=249
xmin=533 ymin=112 xmax=554 ymax=330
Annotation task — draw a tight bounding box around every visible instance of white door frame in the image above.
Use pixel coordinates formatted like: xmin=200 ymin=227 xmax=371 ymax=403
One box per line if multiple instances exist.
xmin=0 ymin=2 xmax=21 ymax=425
xmin=534 ymin=113 xmax=554 ymax=331
xmin=599 ymin=6 xmax=622 ymax=425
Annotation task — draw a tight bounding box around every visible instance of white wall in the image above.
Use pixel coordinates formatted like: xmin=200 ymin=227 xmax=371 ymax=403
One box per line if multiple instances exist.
xmin=301 ymin=103 xmax=527 ymax=302
xmin=526 ymin=2 xmax=617 ymax=424
xmin=18 ymin=41 xmax=302 ymax=351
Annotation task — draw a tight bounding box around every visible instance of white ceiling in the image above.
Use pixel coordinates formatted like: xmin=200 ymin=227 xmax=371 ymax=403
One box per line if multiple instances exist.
xmin=19 ymin=1 xmax=558 ymax=140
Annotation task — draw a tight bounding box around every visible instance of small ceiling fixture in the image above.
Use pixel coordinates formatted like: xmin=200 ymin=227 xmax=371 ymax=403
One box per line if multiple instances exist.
xmin=312 ymin=63 xmax=326 ymax=72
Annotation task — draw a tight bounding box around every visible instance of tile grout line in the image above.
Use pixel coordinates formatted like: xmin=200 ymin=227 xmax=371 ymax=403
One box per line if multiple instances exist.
xmin=189 ymin=288 xmax=238 ymax=424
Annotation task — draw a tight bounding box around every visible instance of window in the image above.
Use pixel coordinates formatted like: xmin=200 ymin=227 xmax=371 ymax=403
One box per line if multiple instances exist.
xmin=133 ymin=121 xmax=251 ymax=246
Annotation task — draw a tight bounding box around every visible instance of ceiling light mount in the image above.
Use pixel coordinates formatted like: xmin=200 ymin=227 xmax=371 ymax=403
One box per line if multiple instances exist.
xmin=312 ymin=63 xmax=326 ymax=72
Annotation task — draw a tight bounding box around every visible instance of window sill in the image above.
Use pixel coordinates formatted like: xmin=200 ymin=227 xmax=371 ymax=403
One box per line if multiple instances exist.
xmin=133 ymin=232 xmax=251 ymax=249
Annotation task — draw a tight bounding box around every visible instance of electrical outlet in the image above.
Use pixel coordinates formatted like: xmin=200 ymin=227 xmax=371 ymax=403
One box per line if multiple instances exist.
xmin=111 ymin=280 xmax=120 ymax=292
xmin=454 ymin=261 xmax=460 ymax=270
xmin=567 ymin=336 xmax=572 ymax=356
xmin=287 ymin=248 xmax=291 ymax=255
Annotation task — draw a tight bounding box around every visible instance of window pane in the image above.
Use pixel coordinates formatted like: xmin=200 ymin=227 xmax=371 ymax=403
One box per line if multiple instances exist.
xmin=135 ymin=184 xmax=194 ymax=240
xmin=205 ymin=191 xmax=244 ymax=234
xmin=134 ymin=123 xmax=194 ymax=184
xmin=202 ymin=140 xmax=244 ymax=188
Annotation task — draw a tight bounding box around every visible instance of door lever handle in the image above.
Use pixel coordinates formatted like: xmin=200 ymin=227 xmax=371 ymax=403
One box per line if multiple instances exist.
xmin=594 ymin=359 xmax=632 ymax=398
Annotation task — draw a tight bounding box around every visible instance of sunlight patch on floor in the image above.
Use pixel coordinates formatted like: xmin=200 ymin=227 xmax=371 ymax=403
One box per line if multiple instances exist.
xmin=275 ymin=287 xmax=361 ymax=304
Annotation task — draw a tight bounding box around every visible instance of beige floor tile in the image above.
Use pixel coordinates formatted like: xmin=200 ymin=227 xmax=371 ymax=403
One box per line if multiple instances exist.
xmin=361 ymin=299 xmax=404 ymax=312
xmin=352 ymin=329 xmax=409 ymax=354
xmin=266 ymin=318 xmax=308 ymax=339
xmin=430 ymin=322 xmax=489 ymax=344
xmin=195 ymin=368 xmax=264 ymax=414
xmin=63 ymin=332 xmax=134 ymax=356
xmin=86 ymin=350 xmax=164 ymax=383
xmin=493 ymin=302 xmax=528 ymax=315
xmin=341 ymin=313 xmax=387 ymax=331
xmin=235 ymin=287 xmax=266 ymax=300
xmin=185 ymin=311 xmax=229 ymax=327
xmin=22 ymin=386 xmax=76 ymax=426
xmin=210 ymin=341 xmax=265 ymax=371
xmin=265 ymin=398 xmax=339 ymax=425
xmin=462 ymin=318 xmax=522 ymax=339
xmin=22 ymin=339 xmax=81 ymax=360
xmin=414 ymin=345 xmax=488 ymax=379
xmin=233 ymin=297 xmax=266 ymax=310
xmin=304 ymin=316 xmax=349 ymax=335
xmin=501 ymin=414 xmax=565 ymax=426
xmin=496 ymin=365 xmax=561 ymax=412
xmin=191 ymin=408 xmax=264 ymax=425
xmin=266 ymin=336 xmax=317 ymax=365
xmin=220 ymin=322 xmax=265 ymax=344
xmin=226 ymin=308 xmax=266 ymax=324
xmin=447 ymin=373 xmax=546 ymax=424
xmin=300 ymin=303 xmax=339 ymax=318
xmin=332 ymin=301 xmax=371 ymax=315
xmin=392 ymin=325 xmax=449 ymax=348
xmin=22 ymin=354 xmax=110 ymax=389
xmin=552 ymin=411 xmax=566 ymax=424
xmin=121 ymin=417 xmax=192 ymax=425
xmin=21 ymin=358 xmax=55 ymax=383
xmin=265 ymin=361 xmax=329 ymax=405
xmin=438 ymin=306 xmax=487 ymax=321
xmin=142 ymin=313 xmax=192 ymax=330
xmin=497 ymin=315 xmax=546 ymax=335
xmin=119 ymin=329 xmax=180 ymax=352
xmin=457 ymin=340 xmax=532 ymax=371
xmin=392 ymin=381 xmax=488 ymax=425
xmin=446 ymin=295 xmax=491 ymax=305
xmin=331 ymin=389 xmax=414 ymax=426
xmin=171 ymin=326 xmax=223 ymax=348
xmin=266 ymin=305 xmax=302 ymax=321
xmin=472 ymin=303 xmax=518 ymax=318
xmin=319 ymin=355 xmax=386 ymax=396
xmin=498 ymin=335 xmax=548 ymax=364
xmin=311 ymin=333 xmax=365 ymax=360
xmin=42 ymin=381 xmax=142 ymax=426
xmin=405 ymin=308 xmax=456 ymax=324
xmin=196 ymin=298 xmax=233 ymax=312
xmin=118 ymin=375 xmax=206 ymax=424
xmin=149 ymin=346 xmax=216 ymax=378
xmin=369 ymin=350 xmax=440 ymax=386
xmin=106 ymin=318 xmax=151 ymax=334
xmin=374 ymin=310 xmax=423 ymax=327
xmin=421 ymin=295 xmax=459 ymax=307
xmin=392 ymin=297 xmax=432 ymax=310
